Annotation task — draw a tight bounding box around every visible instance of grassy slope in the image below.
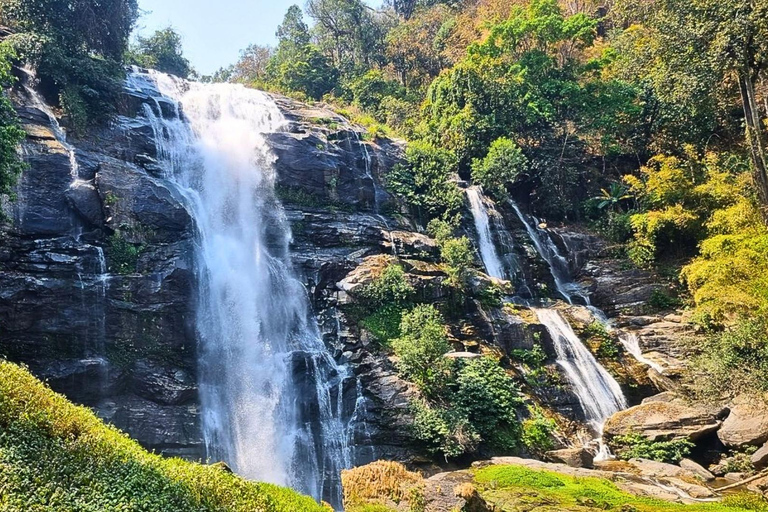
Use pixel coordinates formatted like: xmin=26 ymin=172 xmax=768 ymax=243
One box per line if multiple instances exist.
xmin=0 ymin=360 xmax=329 ymax=512
xmin=474 ymin=465 xmax=768 ymax=512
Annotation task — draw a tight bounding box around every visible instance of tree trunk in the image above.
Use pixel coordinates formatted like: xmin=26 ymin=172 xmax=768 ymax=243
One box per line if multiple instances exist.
xmin=739 ymin=71 xmax=768 ymax=223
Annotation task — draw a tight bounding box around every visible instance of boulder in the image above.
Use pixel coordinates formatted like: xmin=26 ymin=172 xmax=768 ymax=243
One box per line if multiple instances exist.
xmin=546 ymin=447 xmax=594 ymax=468
xmin=604 ymin=401 xmax=721 ymax=441
xmin=752 ymin=442 xmax=768 ymax=470
xmin=718 ymin=395 xmax=768 ymax=448
xmin=679 ymin=458 xmax=716 ymax=482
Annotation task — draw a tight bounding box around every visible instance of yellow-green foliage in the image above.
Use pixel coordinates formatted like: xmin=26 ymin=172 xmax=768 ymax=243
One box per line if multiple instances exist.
xmin=624 ymin=151 xmax=746 ymax=268
xmin=473 ymin=464 xmax=768 ymax=512
xmin=0 ymin=360 xmax=328 ymax=512
xmin=682 ymin=198 xmax=768 ymax=324
xmin=341 ymin=461 xmax=422 ymax=512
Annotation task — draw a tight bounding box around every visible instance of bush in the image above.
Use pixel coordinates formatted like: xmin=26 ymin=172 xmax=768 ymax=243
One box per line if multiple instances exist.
xmin=692 ymin=316 xmax=768 ymax=399
xmin=611 ymin=433 xmax=694 ymax=464
xmin=454 ymin=357 xmax=523 ymax=451
xmin=439 ymin=236 xmax=474 ymax=290
xmin=107 ymin=232 xmax=143 ymax=275
xmin=128 ymin=27 xmax=192 ymax=78
xmin=411 ymin=400 xmax=478 ymax=458
xmin=521 ymin=406 xmax=557 ymax=456
xmin=360 ymin=304 xmax=405 ymax=345
xmin=358 ymin=264 xmax=415 ymax=308
xmin=0 ymin=44 xmax=25 ymax=201
xmin=0 ymin=360 xmax=328 ymax=511
xmin=341 ymin=461 xmax=422 ymax=511
xmin=391 ymin=305 xmax=451 ymax=394
xmin=470 ymin=137 xmax=527 ymax=199
xmin=386 ymin=141 xmax=463 ymax=223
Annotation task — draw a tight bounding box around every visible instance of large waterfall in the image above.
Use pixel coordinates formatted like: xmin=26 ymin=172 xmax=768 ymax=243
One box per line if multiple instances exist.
xmin=127 ymin=70 xmax=353 ymax=507
xmin=466 ymin=188 xmax=627 ymax=454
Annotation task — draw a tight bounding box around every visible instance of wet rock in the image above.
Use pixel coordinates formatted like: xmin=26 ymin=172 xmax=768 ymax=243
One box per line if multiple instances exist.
xmin=96 ymin=159 xmax=192 ymax=242
xmin=65 ymin=180 xmax=105 ymax=227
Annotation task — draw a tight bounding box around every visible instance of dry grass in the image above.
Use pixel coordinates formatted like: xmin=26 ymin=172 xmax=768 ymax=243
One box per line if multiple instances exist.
xmin=342 ymin=460 xmax=423 ymax=510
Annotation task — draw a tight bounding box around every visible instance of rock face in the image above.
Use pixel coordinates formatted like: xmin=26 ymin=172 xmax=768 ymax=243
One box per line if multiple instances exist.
xmin=603 ymin=400 xmax=721 ymax=442
xmin=718 ymin=395 xmax=768 ymax=448
xmin=1 ymin=80 xmax=200 ymax=458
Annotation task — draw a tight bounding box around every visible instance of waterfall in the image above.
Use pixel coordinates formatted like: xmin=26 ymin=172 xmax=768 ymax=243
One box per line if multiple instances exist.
xmin=466 ymin=192 xmax=627 ymax=457
xmin=128 ymin=70 xmax=354 ymax=508
xmin=508 ymin=200 xmax=589 ymax=305
xmin=532 ymin=308 xmax=627 ymax=431
xmin=466 ymin=186 xmax=506 ymax=280
xmin=619 ymin=332 xmax=664 ymax=373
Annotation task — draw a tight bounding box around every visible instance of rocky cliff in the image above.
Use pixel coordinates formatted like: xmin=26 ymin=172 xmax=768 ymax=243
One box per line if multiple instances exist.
xmin=0 ymin=71 xmax=695 ymax=469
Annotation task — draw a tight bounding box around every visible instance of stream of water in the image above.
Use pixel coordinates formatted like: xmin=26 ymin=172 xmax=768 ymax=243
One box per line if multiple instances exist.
xmin=127 ymin=69 xmax=355 ymax=508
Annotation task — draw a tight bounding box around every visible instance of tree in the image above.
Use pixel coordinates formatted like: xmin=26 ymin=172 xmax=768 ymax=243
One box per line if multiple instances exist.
xmin=129 ymin=27 xmax=192 ymax=78
xmin=391 ymin=304 xmax=451 ymax=394
xmin=230 ymin=44 xmax=273 ymax=84
xmin=0 ymin=44 xmax=25 ymax=201
xmin=384 ymin=4 xmax=452 ymax=90
xmin=306 ymin=0 xmax=388 ymax=71
xmin=471 ymin=137 xmax=528 ymax=199
xmin=611 ymin=0 xmax=768 ymax=221
xmin=267 ymin=5 xmax=338 ymax=99
xmin=0 ymin=0 xmax=139 ymax=129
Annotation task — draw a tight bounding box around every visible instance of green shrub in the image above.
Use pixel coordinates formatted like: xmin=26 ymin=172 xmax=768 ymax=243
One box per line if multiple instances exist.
xmin=0 ymin=360 xmax=327 ymax=512
xmin=611 ymin=433 xmax=694 ymax=464
xmin=439 ymin=236 xmax=473 ymax=290
xmin=582 ymin=321 xmax=620 ymax=360
xmin=454 ymin=357 xmax=523 ymax=451
xmin=107 ymin=232 xmax=143 ymax=275
xmin=692 ymin=316 xmax=768 ymax=399
xmin=521 ymin=406 xmax=557 ymax=456
xmin=391 ymin=305 xmax=451 ymax=394
xmin=510 ymin=344 xmax=547 ymax=367
xmin=411 ymin=400 xmax=478 ymax=458
xmin=386 ymin=141 xmax=463 ymax=223
xmin=470 ymin=137 xmax=527 ymax=199
xmin=647 ymin=288 xmax=681 ymax=311
xmin=359 ymin=264 xmax=415 ymax=308
xmin=360 ymin=304 xmax=405 ymax=345
xmin=0 ymin=44 xmax=26 ymax=202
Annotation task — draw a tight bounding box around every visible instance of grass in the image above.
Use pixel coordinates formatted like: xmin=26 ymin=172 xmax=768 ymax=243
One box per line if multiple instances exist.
xmin=0 ymin=360 xmax=330 ymax=512
xmin=341 ymin=461 xmax=422 ymax=512
xmin=474 ymin=465 xmax=768 ymax=512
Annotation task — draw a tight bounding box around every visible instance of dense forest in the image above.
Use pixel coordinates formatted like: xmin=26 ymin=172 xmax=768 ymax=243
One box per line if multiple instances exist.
xmin=2 ymin=0 xmax=768 ymax=510
xmin=215 ymin=0 xmax=768 ymax=403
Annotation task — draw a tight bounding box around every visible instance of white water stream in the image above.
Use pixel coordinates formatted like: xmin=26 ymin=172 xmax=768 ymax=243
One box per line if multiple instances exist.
xmin=127 ymin=70 xmax=354 ymax=507
xmin=467 ymin=188 xmax=628 ymax=457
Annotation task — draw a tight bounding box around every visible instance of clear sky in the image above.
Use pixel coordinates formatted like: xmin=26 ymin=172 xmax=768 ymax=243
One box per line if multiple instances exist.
xmin=136 ymin=0 xmax=299 ymax=75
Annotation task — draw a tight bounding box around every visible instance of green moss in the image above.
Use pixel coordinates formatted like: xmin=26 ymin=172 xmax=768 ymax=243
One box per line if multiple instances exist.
xmin=474 ymin=464 xmax=768 ymax=511
xmin=0 ymin=360 xmax=329 ymax=512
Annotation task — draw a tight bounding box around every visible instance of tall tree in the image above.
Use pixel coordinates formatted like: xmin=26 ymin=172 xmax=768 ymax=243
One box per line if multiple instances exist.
xmin=129 ymin=27 xmax=192 ymax=78
xmin=611 ymin=0 xmax=768 ymax=220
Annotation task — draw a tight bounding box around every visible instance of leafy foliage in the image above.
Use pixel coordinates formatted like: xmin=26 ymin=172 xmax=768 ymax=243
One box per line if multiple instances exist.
xmin=128 ymin=27 xmax=192 ymax=78
xmin=0 ymin=44 xmax=25 ymax=201
xmin=386 ymin=141 xmax=462 ymax=223
xmin=470 ymin=137 xmax=527 ymax=199
xmin=0 ymin=360 xmax=329 ymax=511
xmin=1 ymin=0 xmax=139 ymax=130
xmin=611 ymin=433 xmax=694 ymax=464
xmin=391 ymin=304 xmax=451 ymax=394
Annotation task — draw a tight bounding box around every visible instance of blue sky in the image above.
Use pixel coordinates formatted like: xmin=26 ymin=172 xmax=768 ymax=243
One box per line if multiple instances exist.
xmin=136 ymin=0 xmax=299 ymax=75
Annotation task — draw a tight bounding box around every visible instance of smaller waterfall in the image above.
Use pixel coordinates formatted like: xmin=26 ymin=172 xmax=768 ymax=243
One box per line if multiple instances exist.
xmin=533 ymin=308 xmax=627 ymax=432
xmin=466 ymin=187 xmax=506 ymax=280
xmin=509 ymin=201 xmax=589 ymax=305
xmin=619 ymin=332 xmax=664 ymax=373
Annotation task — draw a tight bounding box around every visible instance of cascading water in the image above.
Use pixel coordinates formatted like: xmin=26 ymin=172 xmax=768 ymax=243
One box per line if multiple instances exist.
xmin=466 ymin=186 xmax=506 ymax=280
xmin=466 ymin=191 xmax=627 ymax=458
xmin=508 ymin=200 xmax=590 ymax=305
xmin=127 ymin=70 xmax=355 ymax=508
xmin=532 ymin=308 xmax=627 ymax=430
xmin=619 ymin=332 xmax=664 ymax=373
